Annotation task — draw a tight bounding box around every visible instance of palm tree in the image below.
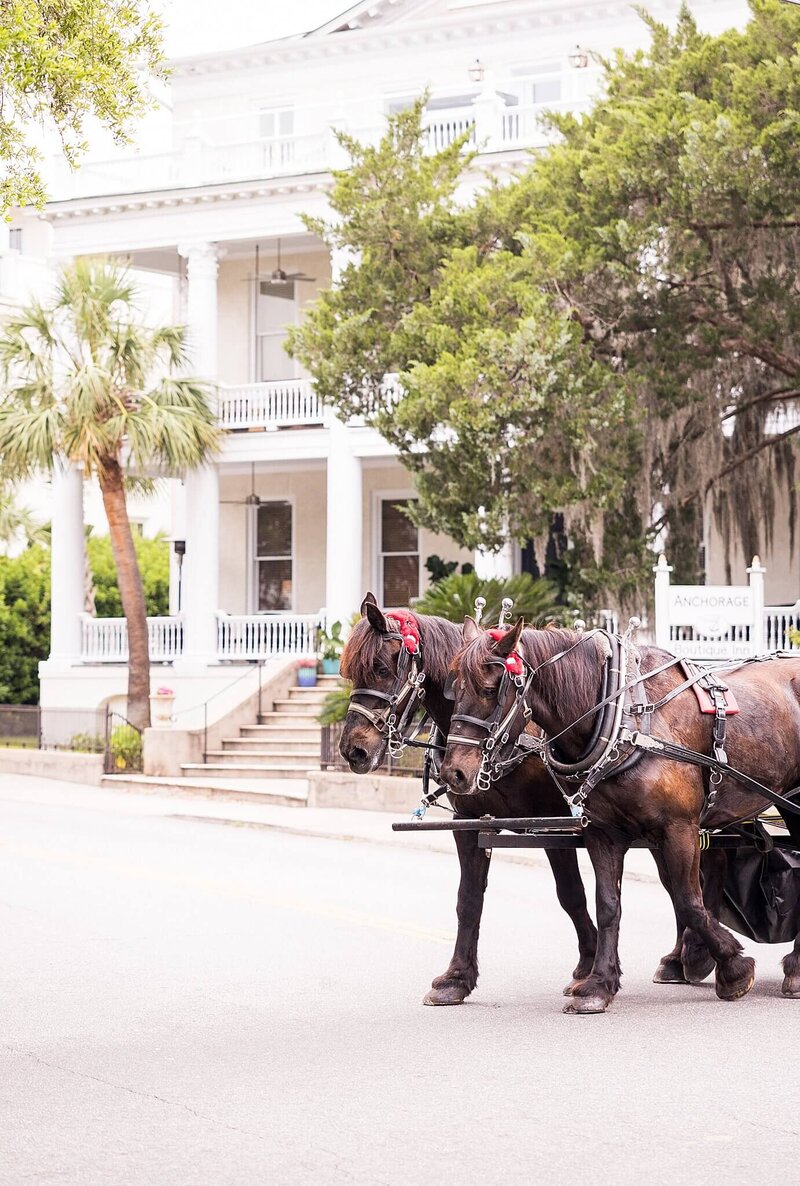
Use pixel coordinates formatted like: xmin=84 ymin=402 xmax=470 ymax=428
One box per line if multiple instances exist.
xmin=0 ymin=480 xmax=47 ymax=548
xmin=0 ymin=259 xmax=220 ymax=728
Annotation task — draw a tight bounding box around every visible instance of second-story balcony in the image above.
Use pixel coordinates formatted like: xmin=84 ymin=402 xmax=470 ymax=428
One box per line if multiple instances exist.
xmin=47 ymin=78 xmax=602 ymax=203
xmin=217 ymin=380 xmax=323 ymax=431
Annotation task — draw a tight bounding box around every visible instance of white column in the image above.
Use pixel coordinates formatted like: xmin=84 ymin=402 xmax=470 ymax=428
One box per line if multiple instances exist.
xmin=326 ymin=415 xmax=363 ymax=628
xmin=179 ymin=464 xmax=220 ymax=666
xmin=653 ymin=553 xmax=673 ymax=651
xmin=175 ymin=242 xmax=221 ymax=667
xmin=747 ymin=554 xmax=766 ymax=654
xmin=473 ymin=541 xmax=515 ymax=581
xmin=177 ymin=241 xmax=220 ymax=378
xmin=48 ymin=461 xmax=85 ymax=668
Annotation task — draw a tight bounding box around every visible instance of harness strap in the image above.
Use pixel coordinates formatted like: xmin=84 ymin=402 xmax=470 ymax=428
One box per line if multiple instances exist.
xmin=622 ymin=729 xmax=800 ymax=821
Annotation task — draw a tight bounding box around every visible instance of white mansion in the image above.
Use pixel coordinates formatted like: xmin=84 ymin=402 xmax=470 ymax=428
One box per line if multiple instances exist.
xmin=2 ymin=0 xmax=777 ymax=730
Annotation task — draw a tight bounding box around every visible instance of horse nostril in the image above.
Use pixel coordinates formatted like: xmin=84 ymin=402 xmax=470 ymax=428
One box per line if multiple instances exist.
xmin=349 ymin=746 xmax=368 ymax=766
xmin=446 ymin=765 xmax=468 ymax=792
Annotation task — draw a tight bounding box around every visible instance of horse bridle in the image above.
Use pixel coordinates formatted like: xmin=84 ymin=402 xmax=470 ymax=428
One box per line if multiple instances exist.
xmin=348 ymin=613 xmax=428 ymax=757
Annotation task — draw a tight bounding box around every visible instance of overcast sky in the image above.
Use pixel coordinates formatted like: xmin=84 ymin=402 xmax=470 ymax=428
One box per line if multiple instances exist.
xmin=160 ymin=0 xmax=351 ymax=57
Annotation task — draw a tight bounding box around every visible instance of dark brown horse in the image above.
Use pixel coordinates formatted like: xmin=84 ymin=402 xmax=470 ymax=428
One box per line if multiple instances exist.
xmin=442 ymin=617 xmax=800 ymax=1013
xmin=339 ymin=595 xmax=598 ymax=1004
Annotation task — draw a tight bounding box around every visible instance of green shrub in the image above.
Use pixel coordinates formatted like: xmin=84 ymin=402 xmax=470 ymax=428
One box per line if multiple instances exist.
xmin=108 ymin=724 xmax=143 ymax=771
xmin=413 ymin=571 xmax=562 ymax=627
xmin=68 ymin=731 xmax=104 ymax=753
xmin=318 ymin=684 xmax=352 ymax=726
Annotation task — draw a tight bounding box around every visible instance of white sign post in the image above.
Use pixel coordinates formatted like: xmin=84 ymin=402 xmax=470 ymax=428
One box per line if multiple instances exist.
xmin=653 ymin=554 xmax=766 ymax=660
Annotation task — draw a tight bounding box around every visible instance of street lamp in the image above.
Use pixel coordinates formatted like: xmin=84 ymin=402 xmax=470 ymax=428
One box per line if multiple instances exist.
xmin=170 ymin=538 xmax=186 ymax=613
xmin=568 ymin=45 xmax=589 ymax=69
xmin=468 ymin=58 xmax=485 ymax=83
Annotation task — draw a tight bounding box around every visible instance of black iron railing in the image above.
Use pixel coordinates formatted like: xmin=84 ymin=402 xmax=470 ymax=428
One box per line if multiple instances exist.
xmin=321 ymin=721 xmax=427 ymax=778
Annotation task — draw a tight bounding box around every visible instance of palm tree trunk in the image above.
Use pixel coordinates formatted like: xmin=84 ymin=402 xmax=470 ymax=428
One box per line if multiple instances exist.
xmin=98 ymin=458 xmax=151 ymax=729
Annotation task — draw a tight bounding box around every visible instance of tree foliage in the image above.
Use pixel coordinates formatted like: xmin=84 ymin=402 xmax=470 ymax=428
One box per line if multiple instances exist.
xmin=0 ymin=0 xmax=165 ymax=212
xmin=88 ymin=532 xmax=169 ymax=618
xmin=292 ymin=1 xmax=800 ymax=599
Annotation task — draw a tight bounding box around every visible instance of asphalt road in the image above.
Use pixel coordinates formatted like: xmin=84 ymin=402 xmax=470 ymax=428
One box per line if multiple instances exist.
xmin=0 ymin=777 xmax=797 ymax=1186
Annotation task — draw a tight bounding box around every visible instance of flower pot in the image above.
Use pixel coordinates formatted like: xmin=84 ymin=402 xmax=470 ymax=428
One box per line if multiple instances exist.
xmin=149 ymin=692 xmax=175 ymax=728
xmin=321 ymin=658 xmax=341 ymax=676
xmin=297 ymin=667 xmax=318 ymax=688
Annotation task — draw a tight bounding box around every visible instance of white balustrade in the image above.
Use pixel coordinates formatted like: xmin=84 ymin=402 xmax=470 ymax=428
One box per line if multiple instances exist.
xmin=80 ymin=615 xmax=184 ymax=662
xmin=217 ymin=380 xmax=323 ymax=430
xmin=217 ymin=613 xmax=322 ymax=660
xmin=764 ymin=604 xmax=800 ymax=651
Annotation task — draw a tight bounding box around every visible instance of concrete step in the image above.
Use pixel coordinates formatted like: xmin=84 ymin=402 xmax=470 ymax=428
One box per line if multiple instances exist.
xmin=286 ymin=686 xmax=335 ymax=700
xmin=240 ymin=724 xmax=321 ymax=741
xmin=221 ymin=738 xmax=321 ymax=756
xmin=257 ymin=711 xmax=325 ymax=727
xmin=101 ymin=773 xmax=308 ymax=807
xmin=204 ymin=749 xmax=319 ymax=765
xmin=270 ymin=697 xmax=326 ymax=710
xmin=181 ymin=762 xmax=313 ymax=780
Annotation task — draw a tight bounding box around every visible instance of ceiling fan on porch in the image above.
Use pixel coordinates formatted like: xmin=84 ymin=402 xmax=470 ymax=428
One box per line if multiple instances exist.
xmin=256 ymin=241 xmax=316 ymax=286
xmin=220 ymin=463 xmax=263 ymax=508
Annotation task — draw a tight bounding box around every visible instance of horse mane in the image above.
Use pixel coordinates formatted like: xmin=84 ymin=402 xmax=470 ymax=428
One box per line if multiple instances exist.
xmin=341 ymin=610 xmax=463 ymax=687
xmin=459 ymin=625 xmax=604 ymax=719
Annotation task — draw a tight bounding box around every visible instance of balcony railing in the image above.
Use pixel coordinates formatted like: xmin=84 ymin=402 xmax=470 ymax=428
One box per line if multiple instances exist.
xmin=80 ymin=615 xmax=184 ymax=662
xmin=217 ymin=380 xmax=323 ymax=431
xmin=765 ymin=604 xmax=800 ymax=651
xmin=216 ymin=613 xmax=322 ymax=660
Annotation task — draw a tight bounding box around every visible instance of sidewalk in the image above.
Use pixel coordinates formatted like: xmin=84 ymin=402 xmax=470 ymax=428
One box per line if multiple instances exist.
xmin=0 ymin=771 xmax=661 ymax=885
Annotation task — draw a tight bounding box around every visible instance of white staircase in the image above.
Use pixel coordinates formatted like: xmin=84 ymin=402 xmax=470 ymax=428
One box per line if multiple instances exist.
xmin=180 ymin=674 xmax=340 ymax=780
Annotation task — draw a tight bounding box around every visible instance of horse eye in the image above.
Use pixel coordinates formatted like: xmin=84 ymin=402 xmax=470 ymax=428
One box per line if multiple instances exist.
xmin=376 ymin=665 xmax=391 ymax=678
xmin=479 ymin=686 xmax=496 ymax=699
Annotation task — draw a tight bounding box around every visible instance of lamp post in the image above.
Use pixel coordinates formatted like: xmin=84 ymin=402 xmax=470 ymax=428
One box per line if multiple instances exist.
xmin=171 ymin=538 xmax=186 ymax=613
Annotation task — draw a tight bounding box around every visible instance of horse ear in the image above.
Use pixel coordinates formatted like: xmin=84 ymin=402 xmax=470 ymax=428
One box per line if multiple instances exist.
xmin=493 ymin=616 xmax=524 ymax=657
xmin=363 ymin=597 xmax=389 ymax=633
xmin=360 ymin=592 xmax=378 ymax=615
xmin=463 ymin=615 xmax=480 ymax=643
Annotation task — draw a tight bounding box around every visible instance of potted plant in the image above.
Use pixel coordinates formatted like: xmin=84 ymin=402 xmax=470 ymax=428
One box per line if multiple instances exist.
xmin=149 ymin=685 xmax=176 ymax=728
xmin=319 ymin=620 xmax=344 ymax=676
xmin=297 ymin=658 xmax=318 ymax=688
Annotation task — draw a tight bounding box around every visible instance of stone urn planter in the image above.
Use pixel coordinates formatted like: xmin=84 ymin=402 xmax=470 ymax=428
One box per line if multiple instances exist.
xmin=149 ymin=686 xmax=176 ymax=728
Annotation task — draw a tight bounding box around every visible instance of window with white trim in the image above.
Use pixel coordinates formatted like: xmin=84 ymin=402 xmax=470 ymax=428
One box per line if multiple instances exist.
xmin=256 ymin=280 xmax=295 ymax=381
xmin=259 ymin=106 xmax=294 ymax=170
xmin=380 ymin=499 xmax=419 ymax=607
xmin=511 ymin=61 xmax=563 ymax=105
xmin=256 ymin=501 xmax=292 ymax=611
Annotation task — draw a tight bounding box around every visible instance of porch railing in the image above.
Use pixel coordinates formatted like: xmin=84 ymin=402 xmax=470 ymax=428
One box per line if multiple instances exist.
xmin=216 ymin=613 xmax=322 ymax=660
xmin=764 ymin=604 xmax=800 ymax=651
xmin=80 ymin=615 xmax=184 ymax=663
xmin=217 ymin=380 xmax=323 ymax=431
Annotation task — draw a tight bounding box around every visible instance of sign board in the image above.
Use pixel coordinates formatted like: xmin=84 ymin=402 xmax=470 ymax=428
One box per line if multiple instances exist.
xmin=653 ymin=555 xmax=766 ymax=661
xmin=667 ymin=585 xmax=754 ymax=635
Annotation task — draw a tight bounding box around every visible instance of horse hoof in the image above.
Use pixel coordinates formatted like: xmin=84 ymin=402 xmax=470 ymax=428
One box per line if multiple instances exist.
xmin=562 ymin=995 xmax=610 ymax=1015
xmin=781 ymin=976 xmax=800 ymax=999
xmin=423 ymin=984 xmax=468 ymax=1006
xmin=653 ymin=959 xmax=688 ymax=985
xmin=715 ymin=959 xmax=755 ymax=1001
xmin=682 ymin=954 xmax=715 ymax=985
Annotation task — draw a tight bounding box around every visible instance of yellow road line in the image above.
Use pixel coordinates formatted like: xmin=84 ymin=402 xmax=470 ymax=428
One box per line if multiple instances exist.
xmin=0 ymin=840 xmax=454 ymax=947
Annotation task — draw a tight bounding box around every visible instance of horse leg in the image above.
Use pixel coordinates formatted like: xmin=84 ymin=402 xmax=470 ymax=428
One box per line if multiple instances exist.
xmin=563 ymin=829 xmax=628 ymax=1015
xmin=660 ymin=821 xmax=755 ymax=1001
xmin=544 ymin=848 xmax=598 ymax=995
xmin=424 ymin=828 xmax=490 ymax=1006
xmin=650 ymin=849 xmax=690 ymax=984
xmin=680 ymin=848 xmax=726 ymax=984
xmin=781 ymin=933 xmax=800 ymax=998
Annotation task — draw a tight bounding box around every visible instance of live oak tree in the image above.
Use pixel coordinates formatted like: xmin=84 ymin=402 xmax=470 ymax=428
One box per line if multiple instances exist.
xmin=1 ymin=0 xmax=165 ymax=212
xmin=291 ymin=1 xmax=800 ymax=600
xmin=0 ymin=260 xmax=219 ymax=728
